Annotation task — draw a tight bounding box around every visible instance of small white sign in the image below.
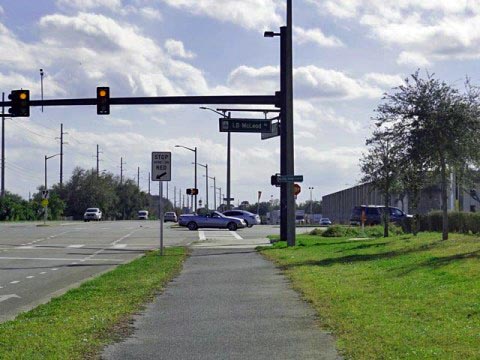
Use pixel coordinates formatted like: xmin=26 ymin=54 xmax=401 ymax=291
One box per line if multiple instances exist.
xmin=151 ymin=152 xmax=171 ymax=182
xmin=42 ymin=190 xmax=50 ymax=199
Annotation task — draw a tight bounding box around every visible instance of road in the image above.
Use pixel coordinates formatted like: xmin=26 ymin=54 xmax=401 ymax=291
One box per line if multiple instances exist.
xmin=0 ymin=221 xmax=300 ymax=323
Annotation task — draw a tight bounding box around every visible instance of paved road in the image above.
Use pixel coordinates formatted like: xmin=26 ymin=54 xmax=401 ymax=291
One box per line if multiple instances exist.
xmin=0 ymin=221 xmax=286 ymax=323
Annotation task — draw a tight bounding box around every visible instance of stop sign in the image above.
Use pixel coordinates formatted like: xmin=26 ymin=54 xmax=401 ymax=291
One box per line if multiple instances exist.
xmin=294 ymin=183 xmax=301 ymax=196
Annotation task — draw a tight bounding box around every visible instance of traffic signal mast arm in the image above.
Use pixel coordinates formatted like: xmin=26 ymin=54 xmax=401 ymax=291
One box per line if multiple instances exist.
xmin=0 ymin=94 xmax=279 ymax=109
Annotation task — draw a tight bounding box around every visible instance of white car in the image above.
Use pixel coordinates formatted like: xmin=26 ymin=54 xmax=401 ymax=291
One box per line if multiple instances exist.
xmin=138 ymin=210 xmax=149 ymax=220
xmin=84 ymin=208 xmax=102 ymax=222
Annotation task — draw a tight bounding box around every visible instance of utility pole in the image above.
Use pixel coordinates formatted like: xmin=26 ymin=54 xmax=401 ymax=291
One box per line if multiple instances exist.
xmin=148 ymin=172 xmax=151 ymax=194
xmin=166 ymin=182 xmax=169 ymax=203
xmin=96 ymin=144 xmax=101 ymax=177
xmin=58 ymin=124 xmax=67 ymax=187
xmin=137 ymin=166 xmax=140 ymax=189
xmin=174 ymin=186 xmax=177 ymax=208
xmin=198 ymin=163 xmax=208 ymax=209
xmin=1 ymin=92 xmax=5 ymax=197
xmin=120 ymin=157 xmax=125 ymax=184
xmin=226 ymin=113 xmax=232 ymax=210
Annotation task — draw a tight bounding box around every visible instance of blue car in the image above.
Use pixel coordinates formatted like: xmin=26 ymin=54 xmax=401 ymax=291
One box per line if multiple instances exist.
xmin=222 ymin=210 xmax=261 ymax=227
xmin=179 ymin=211 xmax=246 ymax=231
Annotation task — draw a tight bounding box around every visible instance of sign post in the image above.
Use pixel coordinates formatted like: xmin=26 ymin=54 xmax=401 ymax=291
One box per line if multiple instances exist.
xmin=152 ymin=152 xmax=172 ymax=256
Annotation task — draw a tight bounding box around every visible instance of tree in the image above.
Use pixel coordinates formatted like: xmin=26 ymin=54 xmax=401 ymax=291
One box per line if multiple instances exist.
xmin=361 ymin=130 xmax=400 ymax=237
xmin=375 ymin=72 xmax=480 ymax=240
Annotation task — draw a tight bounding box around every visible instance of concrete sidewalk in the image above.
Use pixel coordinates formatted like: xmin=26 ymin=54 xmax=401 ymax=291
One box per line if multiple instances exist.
xmin=102 ymin=235 xmax=341 ymax=359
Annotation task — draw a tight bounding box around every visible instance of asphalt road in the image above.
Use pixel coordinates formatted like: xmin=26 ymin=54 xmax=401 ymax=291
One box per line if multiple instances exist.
xmin=0 ymin=221 xmax=290 ymax=323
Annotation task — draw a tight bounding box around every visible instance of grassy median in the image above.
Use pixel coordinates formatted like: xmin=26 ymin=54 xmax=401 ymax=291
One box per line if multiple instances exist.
xmin=260 ymin=232 xmax=480 ymax=359
xmin=0 ymin=247 xmax=186 ymax=359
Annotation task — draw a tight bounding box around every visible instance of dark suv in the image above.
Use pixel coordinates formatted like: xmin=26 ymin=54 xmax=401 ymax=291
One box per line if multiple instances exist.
xmin=350 ymin=205 xmax=409 ymax=225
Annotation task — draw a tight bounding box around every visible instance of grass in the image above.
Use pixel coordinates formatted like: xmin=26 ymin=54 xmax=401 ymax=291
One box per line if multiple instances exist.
xmin=0 ymin=247 xmax=186 ymax=359
xmin=260 ymin=232 xmax=480 ymax=359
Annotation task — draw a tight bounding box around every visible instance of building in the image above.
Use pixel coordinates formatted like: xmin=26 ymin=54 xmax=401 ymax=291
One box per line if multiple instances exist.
xmin=322 ymin=177 xmax=479 ymax=224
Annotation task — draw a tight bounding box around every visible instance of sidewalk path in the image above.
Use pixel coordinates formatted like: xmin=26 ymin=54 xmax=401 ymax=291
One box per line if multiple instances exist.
xmin=102 ymin=232 xmax=341 ymax=360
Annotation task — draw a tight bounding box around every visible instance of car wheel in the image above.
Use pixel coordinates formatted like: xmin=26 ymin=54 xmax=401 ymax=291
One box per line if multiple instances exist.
xmin=84 ymin=219 xmax=87 ymax=222
xmin=227 ymin=222 xmax=237 ymax=231
xmin=187 ymin=222 xmax=198 ymax=231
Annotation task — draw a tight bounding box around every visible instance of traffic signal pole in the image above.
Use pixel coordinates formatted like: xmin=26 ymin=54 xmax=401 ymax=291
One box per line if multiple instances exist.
xmin=1 ymin=92 xmax=5 ymax=197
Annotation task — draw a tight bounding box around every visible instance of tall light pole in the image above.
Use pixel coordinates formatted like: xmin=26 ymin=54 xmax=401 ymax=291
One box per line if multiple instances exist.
xmin=309 ymin=187 xmax=314 ymax=223
xmin=200 ymin=107 xmax=234 ymax=210
xmin=175 ymin=145 xmax=197 ymax=211
xmin=44 ymin=153 xmax=60 ymax=223
xmin=198 ymin=163 xmax=208 ymax=209
xmin=208 ymin=176 xmax=217 ymax=210
xmin=1 ymin=92 xmax=5 ymax=197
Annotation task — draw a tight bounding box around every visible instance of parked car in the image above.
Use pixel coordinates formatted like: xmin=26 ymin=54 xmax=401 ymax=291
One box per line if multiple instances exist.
xmin=350 ymin=205 xmax=410 ymax=226
xmin=222 ymin=210 xmax=260 ymax=227
xmin=84 ymin=208 xmax=102 ymax=222
xmin=320 ymin=218 xmax=332 ymax=226
xmin=179 ymin=211 xmax=246 ymax=231
xmin=164 ymin=212 xmax=178 ymax=222
xmin=138 ymin=210 xmax=149 ymax=220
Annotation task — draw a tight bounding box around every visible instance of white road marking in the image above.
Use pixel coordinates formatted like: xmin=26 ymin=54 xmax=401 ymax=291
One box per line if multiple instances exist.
xmin=26 ymin=276 xmax=35 ymax=279
xmin=39 ymin=272 xmax=47 ymax=275
xmin=67 ymin=245 xmax=84 ymax=248
xmin=10 ymin=281 xmax=20 ymax=284
xmin=51 ymin=268 xmax=59 ymax=271
xmin=230 ymin=231 xmax=243 ymax=240
xmin=198 ymin=231 xmax=206 ymax=240
xmin=18 ymin=246 xmax=35 ymax=249
xmin=0 ymin=294 xmax=20 ymax=303
xmin=0 ymin=256 xmax=122 ymax=261
xmin=112 ymin=244 xmax=127 ymax=249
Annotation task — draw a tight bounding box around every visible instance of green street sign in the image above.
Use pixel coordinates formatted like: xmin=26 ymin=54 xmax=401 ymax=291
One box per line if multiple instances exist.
xmin=219 ymin=118 xmax=272 ymax=133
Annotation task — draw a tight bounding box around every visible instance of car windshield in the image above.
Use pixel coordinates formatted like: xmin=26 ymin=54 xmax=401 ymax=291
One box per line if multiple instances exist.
xmin=86 ymin=208 xmax=98 ymax=212
xmin=138 ymin=211 xmax=147 ymax=215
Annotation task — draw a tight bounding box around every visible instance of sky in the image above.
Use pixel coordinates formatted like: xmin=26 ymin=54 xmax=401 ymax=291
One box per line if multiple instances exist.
xmin=2 ymin=0 xmax=480 ymax=206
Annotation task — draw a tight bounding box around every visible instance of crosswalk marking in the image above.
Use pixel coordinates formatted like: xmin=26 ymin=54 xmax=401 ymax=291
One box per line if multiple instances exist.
xmin=112 ymin=244 xmax=127 ymax=249
xmin=68 ymin=245 xmax=84 ymax=248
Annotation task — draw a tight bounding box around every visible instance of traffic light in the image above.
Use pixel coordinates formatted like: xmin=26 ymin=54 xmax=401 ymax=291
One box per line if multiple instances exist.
xmin=186 ymin=189 xmax=192 ymax=195
xmin=271 ymin=174 xmax=280 ymax=187
xmin=186 ymin=188 xmax=199 ymax=195
xmin=96 ymin=87 xmax=110 ymax=115
xmin=8 ymin=90 xmax=30 ymax=117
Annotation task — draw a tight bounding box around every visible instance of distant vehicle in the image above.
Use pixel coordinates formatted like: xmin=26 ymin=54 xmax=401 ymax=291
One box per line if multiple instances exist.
xmin=84 ymin=208 xmax=102 ymax=222
xmin=179 ymin=211 xmax=246 ymax=231
xmin=222 ymin=210 xmax=260 ymax=228
xmin=320 ymin=218 xmax=332 ymax=226
xmin=138 ymin=210 xmax=149 ymax=220
xmin=350 ymin=205 xmax=410 ymax=226
xmin=164 ymin=212 xmax=178 ymax=223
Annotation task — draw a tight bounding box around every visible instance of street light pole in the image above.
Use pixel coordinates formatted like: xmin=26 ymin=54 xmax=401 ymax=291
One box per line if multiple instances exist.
xmin=309 ymin=187 xmax=314 ymax=223
xmin=175 ymin=144 xmax=198 ymax=211
xmin=198 ymin=163 xmax=208 ymax=209
xmin=44 ymin=153 xmax=60 ymax=223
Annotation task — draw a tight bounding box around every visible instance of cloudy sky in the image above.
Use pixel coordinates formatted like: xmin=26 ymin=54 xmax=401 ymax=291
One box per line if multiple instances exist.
xmin=1 ymin=0 xmax=480 ymax=206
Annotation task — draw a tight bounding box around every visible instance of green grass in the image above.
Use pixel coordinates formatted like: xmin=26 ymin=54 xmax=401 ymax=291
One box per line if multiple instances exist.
xmin=0 ymin=247 xmax=186 ymax=359
xmin=260 ymin=233 xmax=480 ymax=359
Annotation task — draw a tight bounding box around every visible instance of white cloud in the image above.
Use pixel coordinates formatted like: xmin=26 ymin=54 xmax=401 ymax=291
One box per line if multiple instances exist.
xmin=294 ymin=26 xmax=344 ymax=48
xmin=0 ymin=6 xmax=4 ymax=15
xmin=165 ymin=39 xmax=195 ymax=59
xmin=227 ymin=65 xmax=382 ymax=99
xmin=362 ymin=73 xmax=404 ymax=89
xmin=138 ymin=7 xmax=162 ymax=20
xmin=160 ymin=0 xmax=283 ymax=31
xmin=397 ymin=51 xmax=431 ymax=67
xmin=308 ymin=0 xmax=480 ymax=65
xmin=56 ymin=0 xmax=122 ymax=11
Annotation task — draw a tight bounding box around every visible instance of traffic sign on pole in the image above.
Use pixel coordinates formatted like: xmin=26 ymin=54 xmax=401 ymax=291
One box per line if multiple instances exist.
xmin=152 ymin=152 xmax=171 ymax=182
xmin=219 ymin=118 xmax=272 ymax=133
xmin=261 ymin=122 xmax=280 ymax=140
xmin=276 ymin=175 xmax=303 ymax=183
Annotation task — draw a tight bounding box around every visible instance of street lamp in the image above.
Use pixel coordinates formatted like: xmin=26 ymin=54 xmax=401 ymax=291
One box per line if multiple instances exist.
xmin=197 ymin=162 xmax=209 ymax=209
xmin=200 ymin=106 xmax=233 ymax=210
xmin=175 ymin=144 xmax=197 ymax=211
xmin=308 ymin=187 xmax=314 ymax=223
xmin=44 ymin=153 xmax=60 ymax=223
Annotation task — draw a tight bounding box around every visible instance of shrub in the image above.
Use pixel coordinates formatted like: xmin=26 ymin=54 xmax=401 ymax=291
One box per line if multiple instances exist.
xmin=418 ymin=211 xmax=480 ymax=234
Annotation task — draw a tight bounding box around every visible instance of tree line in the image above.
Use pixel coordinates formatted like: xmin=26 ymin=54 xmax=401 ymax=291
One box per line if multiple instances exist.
xmin=361 ymin=71 xmax=480 ymax=239
xmin=0 ymin=167 xmax=171 ymax=221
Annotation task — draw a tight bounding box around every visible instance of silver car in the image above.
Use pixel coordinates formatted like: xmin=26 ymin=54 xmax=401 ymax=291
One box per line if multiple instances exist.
xmin=179 ymin=211 xmax=246 ymax=231
xmin=84 ymin=208 xmax=102 ymax=222
xmin=222 ymin=210 xmax=261 ymax=227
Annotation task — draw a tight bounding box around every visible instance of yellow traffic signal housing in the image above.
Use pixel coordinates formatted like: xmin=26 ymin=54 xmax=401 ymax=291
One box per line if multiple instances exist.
xmin=8 ymin=90 xmax=30 ymax=117
xmin=96 ymin=87 xmax=110 ymax=115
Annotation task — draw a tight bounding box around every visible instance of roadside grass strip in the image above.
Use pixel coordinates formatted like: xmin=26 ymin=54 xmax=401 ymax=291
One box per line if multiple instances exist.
xmin=0 ymin=247 xmax=186 ymax=359
xmin=260 ymin=233 xmax=480 ymax=359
